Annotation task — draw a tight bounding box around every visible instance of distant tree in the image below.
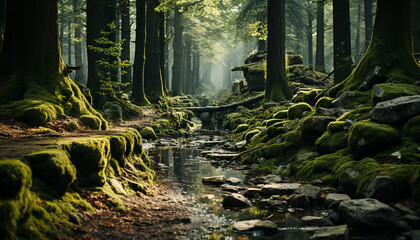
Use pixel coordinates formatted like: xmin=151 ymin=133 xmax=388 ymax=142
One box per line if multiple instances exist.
xmin=73 ymin=0 xmax=85 ymax=83
xmin=0 ymin=0 xmax=107 ymax=129
xmin=330 ymin=0 xmax=420 ymax=96
xmin=104 ymin=0 xmax=118 ymax=83
xmin=412 ymin=0 xmax=420 ymax=54
xmin=315 ymin=0 xmax=325 ymax=72
xmin=0 ymin=0 xmax=4 ymax=48
xmin=265 ymin=0 xmax=292 ymax=102
xmin=172 ymin=7 xmax=184 ymax=96
xmin=306 ymin=1 xmax=314 ymax=66
xmin=332 ymin=0 xmax=352 ymax=84
xmin=364 ymin=0 xmax=374 ymax=49
xmin=121 ymin=0 xmax=132 ymax=90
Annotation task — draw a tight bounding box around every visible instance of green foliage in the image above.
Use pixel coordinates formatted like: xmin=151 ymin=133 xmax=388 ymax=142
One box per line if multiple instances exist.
xmin=287 ymin=103 xmax=312 ymax=120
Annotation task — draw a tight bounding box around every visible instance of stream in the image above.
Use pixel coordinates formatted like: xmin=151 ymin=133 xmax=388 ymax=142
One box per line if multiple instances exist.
xmin=146 ymin=133 xmax=397 ymax=240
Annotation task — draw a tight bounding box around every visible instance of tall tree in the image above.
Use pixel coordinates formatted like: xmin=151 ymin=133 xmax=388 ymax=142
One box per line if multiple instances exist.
xmin=121 ymin=0 xmax=132 ymax=89
xmin=265 ymin=0 xmax=292 ymax=102
xmin=412 ymin=0 xmax=420 ymax=54
xmin=104 ymin=0 xmax=118 ymax=83
xmin=87 ymin=0 xmax=105 ymax=104
xmin=171 ymin=7 xmax=184 ymax=96
xmin=306 ymin=1 xmax=314 ymax=66
xmin=364 ymin=0 xmax=374 ymax=49
xmin=67 ymin=19 xmax=72 ymax=66
xmin=144 ymin=0 xmax=165 ymax=102
xmin=159 ymin=11 xmax=168 ymax=94
xmin=315 ymin=0 xmax=325 ymax=72
xmin=0 ymin=0 xmax=5 ymax=48
xmin=354 ymin=1 xmax=362 ymax=62
xmin=73 ymin=0 xmax=85 ymax=83
xmin=132 ymin=0 xmax=149 ymax=104
xmin=0 ymin=0 xmax=106 ymax=129
xmin=330 ymin=0 xmax=420 ymax=96
xmin=333 ymin=0 xmax=352 ymax=84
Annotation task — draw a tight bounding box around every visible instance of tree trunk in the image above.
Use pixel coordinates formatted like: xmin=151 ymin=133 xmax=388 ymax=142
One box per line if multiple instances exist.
xmin=121 ymin=0 xmax=132 ymax=91
xmin=315 ymin=0 xmax=325 ymax=72
xmin=132 ymin=0 xmax=149 ymax=104
xmin=355 ymin=1 xmax=362 ymax=62
xmin=67 ymin=19 xmax=72 ymax=66
xmin=333 ymin=0 xmax=352 ymax=84
xmin=265 ymin=0 xmax=292 ymax=102
xmin=73 ymin=0 xmax=84 ymax=83
xmin=0 ymin=0 xmax=107 ymax=129
xmin=165 ymin=11 xmax=171 ymax=91
xmin=184 ymin=36 xmax=192 ymax=94
xmin=330 ymin=0 xmax=420 ymax=96
xmin=144 ymin=0 xmax=165 ymax=103
xmin=0 ymin=0 xmax=5 ymax=49
xmin=59 ymin=15 xmax=64 ymax=57
xmin=307 ymin=3 xmax=314 ymax=66
xmin=87 ymin=0 xmax=105 ymax=104
xmin=159 ymin=11 xmax=167 ymax=94
xmin=364 ymin=0 xmax=374 ymax=50
xmin=258 ymin=39 xmax=266 ymax=52
xmin=193 ymin=48 xmax=200 ymax=94
xmin=412 ymin=0 xmax=420 ymax=54
xmin=172 ymin=7 xmax=184 ymax=96
xmin=104 ymin=0 xmax=118 ymax=83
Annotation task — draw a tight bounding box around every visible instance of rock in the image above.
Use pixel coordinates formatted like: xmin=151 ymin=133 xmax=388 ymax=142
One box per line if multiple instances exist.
xmin=222 ymin=193 xmax=251 ymax=208
xmin=207 ymin=153 xmax=237 ymax=160
xmin=261 ymin=183 xmax=302 ymax=196
xmin=109 ymin=179 xmax=127 ymax=195
xmin=364 ymin=176 xmax=402 ymax=203
xmin=394 ymin=204 xmax=416 ymax=216
xmin=325 ymin=193 xmax=351 ymax=210
xmin=257 ymin=196 xmax=288 ymax=211
xmin=220 ymin=184 xmax=243 ymax=193
xmin=337 ymin=198 xmax=400 ymax=231
xmin=403 ymin=230 xmax=420 ymax=240
xmin=202 ymin=176 xmax=226 ymax=185
xmin=314 ymin=209 xmax=342 ymax=225
xmin=294 ymin=185 xmax=321 ymax=201
xmin=337 ymin=168 xmax=360 ymax=197
xmin=348 ymin=120 xmax=400 ymax=157
xmin=199 ymin=112 xmax=210 ymax=122
xmin=316 ymin=107 xmax=349 ymax=117
xmin=69 ymin=213 xmax=80 ymax=225
xmin=370 ymin=95 xmax=420 ymax=124
xmin=256 ymin=174 xmax=282 ymax=184
xmin=288 ymin=103 xmax=312 ymax=120
xmin=103 ymin=102 xmax=123 ymax=123
xmin=273 ymin=110 xmax=288 ymax=119
xmin=288 ymin=194 xmax=311 ymax=209
xmin=243 ymin=188 xmax=262 ymax=198
xmin=308 ymin=225 xmax=349 ymax=240
xmin=302 ymin=216 xmax=333 ymax=227
xmin=403 ymin=214 xmax=420 ymax=229
xmin=372 ymin=83 xmax=420 ymax=105
xmin=226 ymin=177 xmax=242 ymax=186
xmin=235 ymin=140 xmax=247 ymax=149
xmin=233 ymin=219 xmax=278 ymax=233
xmin=300 ymin=116 xmax=336 ymax=140
xmin=140 ymin=127 xmax=157 ymax=140
xmin=233 ymin=124 xmax=249 ymax=133
xmin=331 ymin=91 xmax=370 ymax=108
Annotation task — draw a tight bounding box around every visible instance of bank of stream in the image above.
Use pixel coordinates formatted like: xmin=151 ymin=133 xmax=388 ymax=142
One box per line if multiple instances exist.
xmin=147 ymin=133 xmax=398 ymax=240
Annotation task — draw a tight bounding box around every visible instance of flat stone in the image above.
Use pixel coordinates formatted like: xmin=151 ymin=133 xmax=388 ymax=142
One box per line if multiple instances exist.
xmin=235 ymin=140 xmax=247 ymax=149
xmin=233 ymin=219 xmax=278 ymax=233
xmin=313 ymin=209 xmax=342 ymax=225
xmin=202 ymin=175 xmax=226 ymax=185
xmin=403 ymin=214 xmax=420 ymax=229
xmin=302 ymin=216 xmax=333 ymax=227
xmin=294 ymin=185 xmax=321 ymax=201
xmin=338 ymin=198 xmax=400 ymax=231
xmin=261 ymin=183 xmax=302 ymax=196
xmin=226 ymin=177 xmax=242 ymax=185
xmin=243 ymin=188 xmax=262 ymax=198
xmin=206 ymin=153 xmax=237 ymax=160
xmin=325 ymin=193 xmax=351 ymax=210
xmin=257 ymin=197 xmax=287 ymax=211
xmin=109 ymin=178 xmax=127 ymax=195
xmin=370 ymin=95 xmax=420 ymax=124
xmin=394 ymin=204 xmax=416 ymax=216
xmin=220 ymin=184 xmax=243 ymax=193
xmin=364 ymin=175 xmax=401 ymax=203
xmin=308 ymin=225 xmax=349 ymax=240
xmin=288 ymin=193 xmax=311 ymax=209
xmin=222 ymin=193 xmax=251 ymax=209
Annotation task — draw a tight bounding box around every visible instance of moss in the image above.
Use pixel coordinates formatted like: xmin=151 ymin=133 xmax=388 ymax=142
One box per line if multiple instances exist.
xmin=103 ymin=101 xmax=123 ymax=123
xmin=28 ymin=127 xmax=57 ymax=135
xmin=348 ymin=120 xmax=401 ymax=157
xmin=333 ymin=91 xmax=372 ymax=109
xmin=245 ymin=129 xmax=260 ymax=142
xmin=109 ymin=135 xmax=126 ymax=165
xmin=11 ymin=100 xmax=64 ymax=126
xmin=24 ymin=149 xmax=76 ymax=196
xmin=263 ymin=118 xmax=283 ymax=127
xmin=252 ymin=163 xmax=277 ymax=174
xmin=336 ymin=107 xmax=372 ymax=122
xmin=64 ymin=121 xmax=79 ymax=131
xmin=267 ymin=124 xmax=287 ymax=138
xmin=273 ymin=110 xmax=288 ymax=119
xmin=80 ymin=114 xmax=102 ymax=130
xmin=411 ymin=168 xmax=420 ymax=201
xmin=292 ymin=89 xmax=322 ymax=105
xmin=403 ymin=115 xmax=420 ymax=142
xmin=140 ymin=127 xmax=157 ymax=140
xmin=233 ymin=124 xmax=249 ymax=133
xmin=315 ymin=97 xmax=335 ymax=109
xmin=299 ymin=116 xmax=335 ymax=141
xmin=372 ymin=83 xmax=420 ymax=104
xmin=288 ymin=103 xmax=312 ymax=120
xmin=316 ymin=131 xmax=349 ymax=154
xmin=327 ymin=121 xmax=352 ymax=133
xmin=67 ymin=138 xmax=111 ymax=187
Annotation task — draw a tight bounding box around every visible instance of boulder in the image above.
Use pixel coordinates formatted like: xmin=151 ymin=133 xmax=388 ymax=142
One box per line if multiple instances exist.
xmin=273 ymin=110 xmax=288 ymax=119
xmin=332 ymin=91 xmax=370 ymax=109
xmin=226 ymin=177 xmax=242 ymax=186
xmin=403 ymin=214 xmax=420 ymax=229
xmin=308 ymin=225 xmax=349 ymax=240
xmin=257 ymin=195 xmax=287 ymax=211
xmin=337 ymin=168 xmax=360 ymax=197
xmin=314 ymin=209 xmax=342 ymax=225
xmin=220 ymin=184 xmax=243 ymax=193
xmin=243 ymin=188 xmax=262 ymax=198
xmin=316 ymin=107 xmax=348 ymax=117
xmin=255 ymin=174 xmax=282 ymax=184
xmin=140 ymin=127 xmax=157 ymax=140
xmin=394 ymin=204 xmax=416 ymax=216
xmin=364 ymin=176 xmax=402 ymax=203
xmin=202 ymin=175 xmax=226 ymax=185
xmin=302 ymin=216 xmax=333 ymax=227
xmin=372 ymin=83 xmax=420 ymax=105
xmin=370 ymin=95 xmax=420 ymax=124
xmin=233 ymin=219 xmax=278 ymax=233
xmin=288 ymin=194 xmax=311 ymax=209
xmin=294 ymin=185 xmax=321 ymax=201
xmin=300 ymin=116 xmax=336 ymax=140
xmin=288 ymin=103 xmax=312 ymax=120
xmin=222 ymin=193 xmax=252 ymax=209
xmin=325 ymin=193 xmax=351 ymax=210
xmin=337 ymin=198 xmax=400 ymax=231
xmin=261 ymin=183 xmax=302 ymax=196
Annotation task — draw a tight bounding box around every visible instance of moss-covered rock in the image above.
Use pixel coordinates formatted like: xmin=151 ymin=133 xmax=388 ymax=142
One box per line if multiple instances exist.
xmin=315 ymin=97 xmax=335 ymax=109
xmin=245 ymin=130 xmax=260 ymax=142
xmin=272 ymin=110 xmax=288 ymax=119
xmin=263 ymin=118 xmax=283 ymax=127
xmin=292 ymin=89 xmax=322 ymax=105
xmin=80 ymin=114 xmax=102 ymax=130
xmin=233 ymin=124 xmax=249 ymax=133
xmin=109 ymin=135 xmax=127 ymax=165
xmin=372 ymin=83 xmax=420 ymax=105
xmin=288 ymin=103 xmax=312 ymax=120
xmin=140 ymin=127 xmax=157 ymax=140
xmin=331 ymin=91 xmax=372 ymax=109
xmin=403 ymin=115 xmax=420 ymax=142
xmin=12 ymin=100 xmax=64 ymax=126
xmin=103 ymin=101 xmax=123 ymax=123
xmin=316 ymin=131 xmax=349 ymax=154
xmin=267 ymin=123 xmax=287 ymax=138
xmin=64 ymin=121 xmax=79 ymax=131
xmin=336 ymin=107 xmax=372 ymax=122
xmin=300 ymin=116 xmax=335 ymax=141
xmin=24 ymin=149 xmax=76 ymax=196
xmin=348 ymin=120 xmax=401 ymax=157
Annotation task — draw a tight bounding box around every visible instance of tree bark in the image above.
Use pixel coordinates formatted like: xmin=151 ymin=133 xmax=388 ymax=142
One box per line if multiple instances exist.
xmin=87 ymin=0 xmax=105 ymax=104
xmin=0 ymin=0 xmax=5 ymax=49
xmin=355 ymin=1 xmax=362 ymax=62
xmin=121 ymin=0 xmax=132 ymax=90
xmin=144 ymin=0 xmax=165 ymax=102
xmin=364 ymin=0 xmax=374 ymax=50
xmin=159 ymin=11 xmax=167 ymax=94
xmin=193 ymin=47 xmax=200 ymax=94
xmin=132 ymin=0 xmax=149 ymax=104
xmin=412 ymin=0 xmax=420 ymax=54
xmin=258 ymin=39 xmax=266 ymax=52
xmin=333 ymin=0 xmax=352 ymax=84
xmin=265 ymin=0 xmax=292 ymax=102
xmin=172 ymin=7 xmax=184 ymax=96
xmin=0 ymin=0 xmax=106 ymax=129
xmin=330 ymin=0 xmax=420 ymax=96
xmin=67 ymin=19 xmax=72 ymax=66
xmin=307 ymin=2 xmax=314 ymax=66
xmin=315 ymin=0 xmax=325 ymax=72
xmin=73 ymin=0 xmax=84 ymax=83
xmin=184 ymin=36 xmax=192 ymax=94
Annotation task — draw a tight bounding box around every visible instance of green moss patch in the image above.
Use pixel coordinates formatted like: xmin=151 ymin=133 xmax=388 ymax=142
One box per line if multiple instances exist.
xmin=288 ymin=103 xmax=312 ymax=120
xmin=140 ymin=127 xmax=157 ymax=140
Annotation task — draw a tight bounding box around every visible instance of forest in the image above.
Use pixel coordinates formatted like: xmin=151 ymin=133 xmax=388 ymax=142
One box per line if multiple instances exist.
xmin=0 ymin=0 xmax=419 ymax=239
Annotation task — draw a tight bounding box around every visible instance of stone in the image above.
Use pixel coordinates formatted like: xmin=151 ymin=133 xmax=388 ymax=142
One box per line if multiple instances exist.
xmin=140 ymin=127 xmax=157 ymax=140
xmin=337 ymin=168 xmax=360 ymax=197
xmin=257 ymin=196 xmax=287 ymax=211
xmin=288 ymin=194 xmax=311 ymax=209
xmin=372 ymin=83 xmax=420 ymax=105
xmin=202 ymin=176 xmax=226 ymax=185
xmin=226 ymin=177 xmax=242 ymax=186
xmin=308 ymin=225 xmax=349 ymax=240
xmin=235 ymin=140 xmax=247 ymax=149
xmin=325 ymin=193 xmax=351 ymax=210
xmin=261 ymin=183 xmax=302 ymax=196
xmin=256 ymin=174 xmax=282 ymax=184
xmin=288 ymin=103 xmax=312 ymax=120
xmin=358 ymin=66 xmax=386 ymax=91
xmin=294 ymin=185 xmax=321 ymax=201
xmin=222 ymin=193 xmax=252 ymax=209
xmin=300 ymin=116 xmax=336 ymax=140
xmin=69 ymin=213 xmax=80 ymax=225
xmin=370 ymin=95 xmax=420 ymax=124
xmin=332 ymin=91 xmax=357 ymax=107
xmin=403 ymin=215 xmax=420 ymax=229
xmin=337 ymin=198 xmax=400 ymax=231
xmin=403 ymin=230 xmax=420 ymax=240
xmin=233 ymin=219 xmax=278 ymax=233
xmin=302 ymin=216 xmax=333 ymax=227
xmin=243 ymin=188 xmax=262 ymax=198
xmin=364 ymin=176 xmax=401 ymax=203
xmin=316 ymin=107 xmax=349 ymax=117
xmin=109 ymin=178 xmax=127 ymax=195
xmin=220 ymin=184 xmax=243 ymax=193
xmin=314 ymin=209 xmax=342 ymax=225
xmin=394 ymin=204 xmax=416 ymax=216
